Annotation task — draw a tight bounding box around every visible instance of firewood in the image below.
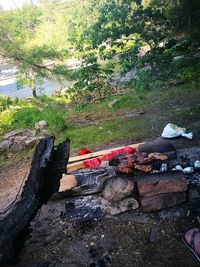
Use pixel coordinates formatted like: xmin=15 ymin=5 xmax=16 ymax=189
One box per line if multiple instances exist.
xmin=0 ymin=137 xmax=70 ymax=265
xmin=68 ymin=143 xmax=142 ymax=163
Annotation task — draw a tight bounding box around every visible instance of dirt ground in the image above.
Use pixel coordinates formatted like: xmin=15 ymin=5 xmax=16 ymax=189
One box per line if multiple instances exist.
xmin=1 ymin=138 xmax=200 ymax=267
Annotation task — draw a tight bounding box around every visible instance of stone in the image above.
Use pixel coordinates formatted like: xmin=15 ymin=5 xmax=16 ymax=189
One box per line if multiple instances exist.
xmin=35 ymin=120 xmax=48 ymax=130
xmin=0 ymin=139 xmax=13 ymax=150
xmin=104 ymin=197 xmax=139 ymax=215
xmin=35 ymin=120 xmax=48 ymax=135
xmin=24 ymin=137 xmax=39 ymax=147
xmin=158 ymin=206 xmax=186 ymax=220
xmin=183 ymin=167 xmax=194 ymax=174
xmin=194 ymin=160 xmax=200 ymax=169
xmin=102 ymin=177 xmax=134 ymax=202
xmin=14 ymin=135 xmax=27 ymax=143
xmin=140 ymin=192 xmax=187 ymax=212
xmin=175 ymin=165 xmax=183 ymax=171
xmin=3 ymin=130 xmax=19 ymax=140
xmin=21 ymin=129 xmax=36 ymax=137
xmin=137 ymin=171 xmax=187 ymax=197
xmin=149 ymin=225 xmax=161 ymax=243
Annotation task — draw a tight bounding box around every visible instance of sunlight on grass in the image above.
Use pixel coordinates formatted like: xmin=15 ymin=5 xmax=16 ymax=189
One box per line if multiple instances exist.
xmin=58 ymin=117 xmax=150 ymax=154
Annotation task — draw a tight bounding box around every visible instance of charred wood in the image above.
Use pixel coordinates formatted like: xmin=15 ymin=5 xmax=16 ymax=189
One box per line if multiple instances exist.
xmin=0 ymin=137 xmax=70 ymax=265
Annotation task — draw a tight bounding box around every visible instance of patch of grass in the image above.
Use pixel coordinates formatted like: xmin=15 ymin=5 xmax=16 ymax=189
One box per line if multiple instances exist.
xmin=12 ymin=105 xmax=68 ymax=134
xmin=58 ymin=117 xmax=150 ymax=154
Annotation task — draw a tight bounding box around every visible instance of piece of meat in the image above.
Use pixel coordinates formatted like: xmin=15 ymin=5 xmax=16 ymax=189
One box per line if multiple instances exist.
xmin=148 ymin=153 xmax=168 ymax=161
xmin=134 ymin=164 xmax=153 ymax=173
xmin=116 ymin=165 xmax=133 ymax=174
xmin=135 ymin=152 xmax=151 ymax=165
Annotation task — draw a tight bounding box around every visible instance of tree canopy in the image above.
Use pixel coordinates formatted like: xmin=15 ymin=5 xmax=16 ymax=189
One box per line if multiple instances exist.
xmin=0 ymin=0 xmax=200 ymax=97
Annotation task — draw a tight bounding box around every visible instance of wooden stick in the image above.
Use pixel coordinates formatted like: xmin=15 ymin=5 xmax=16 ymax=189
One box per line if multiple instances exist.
xmin=68 ymin=143 xmax=143 ymax=163
xmin=67 ymin=142 xmax=143 ymax=173
xmin=67 ymin=156 xmax=104 ymax=173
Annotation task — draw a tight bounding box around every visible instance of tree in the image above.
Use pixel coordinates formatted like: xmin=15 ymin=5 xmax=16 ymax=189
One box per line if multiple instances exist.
xmin=0 ymin=1 xmax=71 ymax=97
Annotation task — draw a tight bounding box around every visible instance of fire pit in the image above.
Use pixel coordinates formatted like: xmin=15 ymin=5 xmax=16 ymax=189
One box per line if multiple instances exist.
xmin=60 ymin=141 xmax=200 ymax=224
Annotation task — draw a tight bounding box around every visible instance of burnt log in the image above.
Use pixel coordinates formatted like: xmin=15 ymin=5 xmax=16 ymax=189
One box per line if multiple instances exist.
xmin=140 ymin=192 xmax=187 ymax=212
xmin=0 ymin=136 xmax=70 ymax=265
xmin=137 ymin=171 xmax=187 ymax=197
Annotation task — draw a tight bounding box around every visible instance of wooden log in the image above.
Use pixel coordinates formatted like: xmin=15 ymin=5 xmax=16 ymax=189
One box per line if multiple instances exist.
xmin=140 ymin=192 xmax=187 ymax=212
xmin=137 ymin=171 xmax=187 ymax=197
xmin=58 ymin=169 xmax=110 ymax=196
xmin=0 ymin=137 xmax=70 ymax=265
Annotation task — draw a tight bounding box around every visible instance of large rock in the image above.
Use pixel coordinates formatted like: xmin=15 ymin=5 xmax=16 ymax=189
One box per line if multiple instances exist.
xmin=3 ymin=129 xmax=35 ymax=140
xmin=0 ymin=129 xmax=39 ymax=151
xmin=102 ymin=177 xmax=134 ymax=202
xmin=140 ymin=192 xmax=186 ymax=212
xmin=137 ymin=171 xmax=187 ymax=197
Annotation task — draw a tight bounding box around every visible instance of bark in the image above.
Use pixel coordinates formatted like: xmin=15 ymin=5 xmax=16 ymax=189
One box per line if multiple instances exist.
xmin=32 ymin=84 xmax=37 ymax=97
xmin=0 ymin=136 xmax=70 ymax=265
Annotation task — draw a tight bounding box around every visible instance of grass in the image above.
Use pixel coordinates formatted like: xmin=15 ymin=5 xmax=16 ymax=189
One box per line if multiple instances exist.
xmin=58 ymin=117 xmax=150 ymax=154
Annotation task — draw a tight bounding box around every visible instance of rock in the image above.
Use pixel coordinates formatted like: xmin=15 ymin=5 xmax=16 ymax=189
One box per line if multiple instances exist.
xmin=137 ymin=171 xmax=187 ymax=197
xmin=0 ymin=139 xmax=13 ymax=150
xmin=183 ymin=167 xmax=194 ymax=174
xmin=160 ymin=163 xmax=168 ymax=172
xmin=14 ymin=135 xmax=27 ymax=143
xmin=35 ymin=120 xmax=48 ymax=135
xmin=104 ymin=197 xmax=139 ymax=215
xmin=21 ymin=129 xmax=36 ymax=137
xmin=194 ymin=160 xmax=200 ymax=169
xmin=149 ymin=225 xmax=161 ymax=243
xmin=3 ymin=129 xmax=35 ymax=140
xmin=158 ymin=206 xmax=186 ymax=220
xmin=102 ymin=177 xmax=134 ymax=202
xmin=140 ymin=192 xmax=187 ymax=212
xmin=35 ymin=120 xmax=48 ymax=130
xmin=24 ymin=137 xmax=39 ymax=147
xmin=175 ymin=165 xmax=183 ymax=171
xmin=1 ymin=129 xmax=39 ymax=151
xmin=3 ymin=130 xmax=19 ymax=140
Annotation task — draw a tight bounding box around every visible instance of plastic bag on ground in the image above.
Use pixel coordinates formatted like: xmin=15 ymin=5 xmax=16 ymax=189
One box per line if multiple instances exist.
xmin=162 ymin=123 xmax=193 ymax=140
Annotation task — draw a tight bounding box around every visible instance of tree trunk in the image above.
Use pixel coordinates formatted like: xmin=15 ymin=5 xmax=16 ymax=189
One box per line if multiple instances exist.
xmin=32 ymin=83 xmax=37 ymax=97
xmin=0 ymin=137 xmax=70 ymax=265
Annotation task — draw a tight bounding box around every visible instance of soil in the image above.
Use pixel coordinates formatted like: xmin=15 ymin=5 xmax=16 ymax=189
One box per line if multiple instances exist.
xmin=1 ymin=137 xmax=200 ymax=267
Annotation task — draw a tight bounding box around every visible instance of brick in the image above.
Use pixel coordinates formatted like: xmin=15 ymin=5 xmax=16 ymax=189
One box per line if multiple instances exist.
xmin=140 ymin=192 xmax=187 ymax=212
xmin=137 ymin=171 xmax=187 ymax=197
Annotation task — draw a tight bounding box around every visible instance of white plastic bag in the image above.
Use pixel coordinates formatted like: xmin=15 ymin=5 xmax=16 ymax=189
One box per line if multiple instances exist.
xmin=162 ymin=123 xmax=193 ymax=139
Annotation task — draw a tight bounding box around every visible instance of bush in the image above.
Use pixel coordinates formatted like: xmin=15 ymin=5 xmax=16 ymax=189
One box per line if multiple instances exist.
xmin=13 ymin=105 xmax=68 ymax=134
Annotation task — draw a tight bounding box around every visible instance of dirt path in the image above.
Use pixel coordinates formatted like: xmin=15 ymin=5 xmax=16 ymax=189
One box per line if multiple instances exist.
xmin=0 ymin=160 xmax=31 ymax=213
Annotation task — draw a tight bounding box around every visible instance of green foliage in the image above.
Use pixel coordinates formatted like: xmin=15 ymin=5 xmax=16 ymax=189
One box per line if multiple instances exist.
xmin=0 ymin=96 xmax=13 ymax=112
xmin=0 ymin=95 xmax=68 ymax=135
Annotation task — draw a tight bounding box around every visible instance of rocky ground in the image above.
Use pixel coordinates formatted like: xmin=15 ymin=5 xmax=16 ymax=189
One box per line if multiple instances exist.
xmin=1 ymin=137 xmax=200 ymax=267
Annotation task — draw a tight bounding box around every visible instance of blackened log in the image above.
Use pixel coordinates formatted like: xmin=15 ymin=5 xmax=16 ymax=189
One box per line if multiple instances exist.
xmin=0 ymin=136 xmax=70 ymax=265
